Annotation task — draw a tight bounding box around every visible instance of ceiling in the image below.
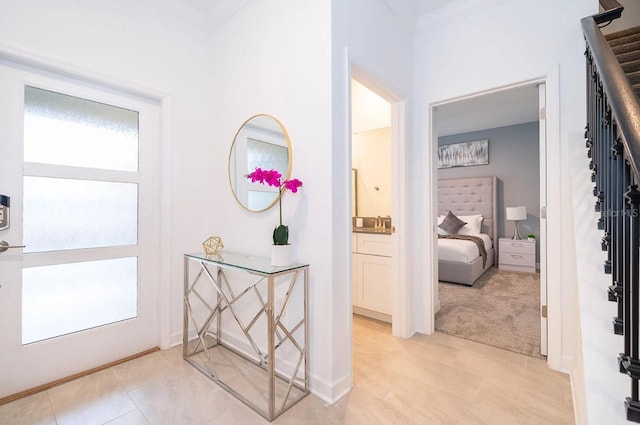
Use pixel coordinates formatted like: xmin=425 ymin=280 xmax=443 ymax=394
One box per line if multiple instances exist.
xmin=178 ymin=0 xmax=453 ymax=17
xmin=351 ymin=80 xmax=391 ymax=134
xmin=146 ymin=0 xmax=454 ymax=33
xmin=411 ymin=0 xmax=452 ymax=16
xmin=435 ymin=84 xmax=540 ymax=137
xmin=142 ymin=0 xmax=251 ymax=32
xmin=352 ymin=80 xmax=540 ymax=136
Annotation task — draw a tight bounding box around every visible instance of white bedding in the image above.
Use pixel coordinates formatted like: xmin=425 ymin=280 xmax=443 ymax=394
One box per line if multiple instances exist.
xmin=438 ymin=233 xmax=493 ymax=264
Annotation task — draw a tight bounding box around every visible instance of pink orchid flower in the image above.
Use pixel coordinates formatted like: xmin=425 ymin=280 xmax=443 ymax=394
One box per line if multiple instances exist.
xmin=245 ymin=168 xmax=303 ymax=245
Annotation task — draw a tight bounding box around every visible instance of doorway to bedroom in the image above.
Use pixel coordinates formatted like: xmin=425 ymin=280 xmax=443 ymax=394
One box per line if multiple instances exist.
xmin=433 ymin=82 xmax=547 ymax=359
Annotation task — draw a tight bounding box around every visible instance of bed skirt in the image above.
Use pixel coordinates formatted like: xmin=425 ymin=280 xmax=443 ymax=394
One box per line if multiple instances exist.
xmin=438 ymin=248 xmax=495 ymax=286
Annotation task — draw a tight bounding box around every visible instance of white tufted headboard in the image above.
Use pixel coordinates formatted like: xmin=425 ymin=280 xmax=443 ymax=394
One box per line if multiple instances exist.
xmin=437 ymin=176 xmax=498 ymax=244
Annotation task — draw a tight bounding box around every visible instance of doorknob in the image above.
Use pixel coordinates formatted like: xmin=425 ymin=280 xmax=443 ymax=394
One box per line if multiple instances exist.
xmin=0 ymin=241 xmax=26 ymax=253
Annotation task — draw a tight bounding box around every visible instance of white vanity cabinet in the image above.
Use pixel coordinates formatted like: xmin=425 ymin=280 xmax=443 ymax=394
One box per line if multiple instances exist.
xmin=352 ymin=232 xmax=392 ymax=322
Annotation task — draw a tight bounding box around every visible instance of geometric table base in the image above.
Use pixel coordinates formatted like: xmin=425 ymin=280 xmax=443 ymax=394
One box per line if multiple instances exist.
xmin=183 ymin=252 xmax=309 ymax=421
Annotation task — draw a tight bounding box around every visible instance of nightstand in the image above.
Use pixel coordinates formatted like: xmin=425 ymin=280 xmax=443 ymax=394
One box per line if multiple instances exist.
xmin=499 ymin=238 xmax=536 ymax=273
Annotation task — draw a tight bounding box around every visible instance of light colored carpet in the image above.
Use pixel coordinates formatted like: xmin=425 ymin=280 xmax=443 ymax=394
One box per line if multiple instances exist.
xmin=435 ymin=267 xmax=544 ymax=359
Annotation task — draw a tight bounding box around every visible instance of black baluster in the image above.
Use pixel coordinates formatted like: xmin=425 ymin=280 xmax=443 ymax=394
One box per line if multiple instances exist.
xmin=624 ymin=184 xmax=640 ymax=421
xmin=621 ymin=163 xmax=634 ymax=372
xmin=603 ymin=117 xmax=614 ymax=273
xmin=596 ymin=79 xmax=606 ymax=229
xmin=611 ymin=138 xmax=624 ymax=334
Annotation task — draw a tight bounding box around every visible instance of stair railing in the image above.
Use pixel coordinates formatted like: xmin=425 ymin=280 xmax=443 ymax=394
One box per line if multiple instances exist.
xmin=583 ymin=0 xmax=640 ymax=421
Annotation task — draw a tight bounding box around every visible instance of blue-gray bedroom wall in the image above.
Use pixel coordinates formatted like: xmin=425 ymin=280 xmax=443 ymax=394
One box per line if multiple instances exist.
xmin=438 ymin=121 xmax=540 ymax=262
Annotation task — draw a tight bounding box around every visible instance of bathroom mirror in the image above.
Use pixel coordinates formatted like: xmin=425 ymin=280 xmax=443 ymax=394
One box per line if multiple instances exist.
xmin=228 ymin=114 xmax=292 ymax=212
xmin=352 ymin=168 xmax=358 ymax=217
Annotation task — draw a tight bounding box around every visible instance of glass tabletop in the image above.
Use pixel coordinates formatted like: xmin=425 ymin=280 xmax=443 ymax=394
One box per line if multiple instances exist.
xmin=185 ymin=251 xmax=308 ymax=275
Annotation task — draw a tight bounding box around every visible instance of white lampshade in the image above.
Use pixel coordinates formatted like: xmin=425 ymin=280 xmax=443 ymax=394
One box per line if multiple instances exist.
xmin=506 ymin=206 xmax=527 ymax=221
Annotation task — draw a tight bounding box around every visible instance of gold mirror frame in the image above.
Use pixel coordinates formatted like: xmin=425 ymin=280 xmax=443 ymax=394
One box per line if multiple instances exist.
xmin=228 ymin=114 xmax=292 ymax=212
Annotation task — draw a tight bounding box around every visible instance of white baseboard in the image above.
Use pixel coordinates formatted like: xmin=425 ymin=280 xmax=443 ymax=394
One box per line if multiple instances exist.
xmin=353 ymin=306 xmax=391 ymax=323
xmin=310 ymin=371 xmax=351 ymax=405
xmin=570 ymin=357 xmax=586 ymax=425
xmin=560 ymin=354 xmax=573 ymax=375
xmin=171 ymin=331 xmax=182 ymax=348
xmin=174 ymin=328 xmax=353 ymax=404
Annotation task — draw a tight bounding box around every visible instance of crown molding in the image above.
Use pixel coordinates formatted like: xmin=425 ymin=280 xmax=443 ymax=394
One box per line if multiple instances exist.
xmin=141 ymin=0 xmax=251 ymax=34
xmin=416 ymin=0 xmax=509 ymax=36
xmin=140 ymin=0 xmax=209 ymax=32
xmin=380 ymin=0 xmax=420 ymax=35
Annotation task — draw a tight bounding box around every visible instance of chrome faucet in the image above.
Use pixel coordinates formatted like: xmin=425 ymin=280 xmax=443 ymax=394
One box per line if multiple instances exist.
xmin=375 ymin=216 xmax=384 ymax=229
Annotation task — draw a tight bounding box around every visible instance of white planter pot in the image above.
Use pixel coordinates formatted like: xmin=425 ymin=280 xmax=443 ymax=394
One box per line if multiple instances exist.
xmin=271 ymin=244 xmax=294 ymax=267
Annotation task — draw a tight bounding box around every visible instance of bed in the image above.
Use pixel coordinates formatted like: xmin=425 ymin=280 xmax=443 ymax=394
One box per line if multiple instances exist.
xmin=437 ymin=176 xmax=498 ymax=286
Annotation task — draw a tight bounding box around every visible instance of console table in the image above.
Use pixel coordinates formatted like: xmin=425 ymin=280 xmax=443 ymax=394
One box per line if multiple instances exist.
xmin=183 ymin=252 xmax=309 ymax=421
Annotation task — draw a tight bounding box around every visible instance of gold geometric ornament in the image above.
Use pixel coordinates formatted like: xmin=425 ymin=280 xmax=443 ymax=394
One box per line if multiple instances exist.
xmin=202 ymin=236 xmax=224 ymax=256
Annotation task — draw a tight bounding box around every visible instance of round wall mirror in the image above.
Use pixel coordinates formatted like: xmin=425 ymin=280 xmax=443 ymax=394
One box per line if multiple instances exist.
xmin=228 ymin=114 xmax=292 ymax=212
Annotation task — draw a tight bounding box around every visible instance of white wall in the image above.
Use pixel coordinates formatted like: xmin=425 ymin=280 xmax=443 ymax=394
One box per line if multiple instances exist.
xmin=352 ymin=127 xmax=392 ymax=217
xmin=414 ymin=0 xmax=597 ymax=371
xmin=332 ymin=0 xmax=415 ymax=401
xmin=569 ymin=132 xmax=628 ymax=424
xmin=204 ymin=0 xmax=337 ymax=401
xmin=207 ymin=0 xmax=413 ymax=403
xmin=438 ymin=122 xmax=541 ymax=247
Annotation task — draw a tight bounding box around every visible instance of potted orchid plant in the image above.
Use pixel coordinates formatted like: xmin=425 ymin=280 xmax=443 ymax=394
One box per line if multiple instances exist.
xmin=246 ymin=167 xmax=303 ymax=265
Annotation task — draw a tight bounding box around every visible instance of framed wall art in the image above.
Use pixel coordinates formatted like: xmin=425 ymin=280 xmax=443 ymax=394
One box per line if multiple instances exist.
xmin=437 ymin=139 xmax=489 ymax=169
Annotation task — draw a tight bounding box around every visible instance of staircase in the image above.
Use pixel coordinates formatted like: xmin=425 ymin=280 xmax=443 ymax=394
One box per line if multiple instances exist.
xmin=583 ymin=3 xmax=640 ymax=421
xmin=607 ymin=26 xmax=640 ymax=99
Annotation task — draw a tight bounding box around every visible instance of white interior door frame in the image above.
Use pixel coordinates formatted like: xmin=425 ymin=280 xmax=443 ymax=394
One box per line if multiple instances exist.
xmin=0 ymin=45 xmax=173 ymax=351
xmin=539 ymin=82 xmax=549 ymax=356
xmin=348 ymin=59 xmax=410 ymax=339
xmin=542 ymin=66 xmax=564 ymax=371
xmin=427 ymin=72 xmax=560 ymax=368
xmin=0 ymin=49 xmax=174 ymax=400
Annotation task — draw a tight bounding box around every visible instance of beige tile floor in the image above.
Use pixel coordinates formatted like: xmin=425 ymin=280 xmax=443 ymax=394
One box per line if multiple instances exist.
xmin=0 ymin=315 xmax=574 ymax=425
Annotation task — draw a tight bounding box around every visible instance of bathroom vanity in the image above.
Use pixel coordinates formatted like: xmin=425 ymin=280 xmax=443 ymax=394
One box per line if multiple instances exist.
xmin=351 ymin=223 xmax=393 ymax=323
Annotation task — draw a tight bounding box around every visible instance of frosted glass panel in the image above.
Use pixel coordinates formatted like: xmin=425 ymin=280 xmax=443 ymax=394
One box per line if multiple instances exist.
xmin=247 ymin=138 xmax=288 ymax=174
xmin=22 ymin=257 xmax=138 ymax=344
xmin=24 ymin=86 xmax=139 ymax=171
xmin=23 ymin=177 xmax=138 ymax=252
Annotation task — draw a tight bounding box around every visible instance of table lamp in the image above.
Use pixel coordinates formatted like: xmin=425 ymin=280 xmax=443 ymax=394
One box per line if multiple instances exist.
xmin=506 ymin=206 xmax=527 ymax=240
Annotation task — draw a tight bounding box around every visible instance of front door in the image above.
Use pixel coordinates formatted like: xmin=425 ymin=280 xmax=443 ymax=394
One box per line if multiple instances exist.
xmin=0 ymin=60 xmax=161 ymax=399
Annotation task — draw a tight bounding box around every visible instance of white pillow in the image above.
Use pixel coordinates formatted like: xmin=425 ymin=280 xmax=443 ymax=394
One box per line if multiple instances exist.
xmin=456 ymin=214 xmax=483 ymax=235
